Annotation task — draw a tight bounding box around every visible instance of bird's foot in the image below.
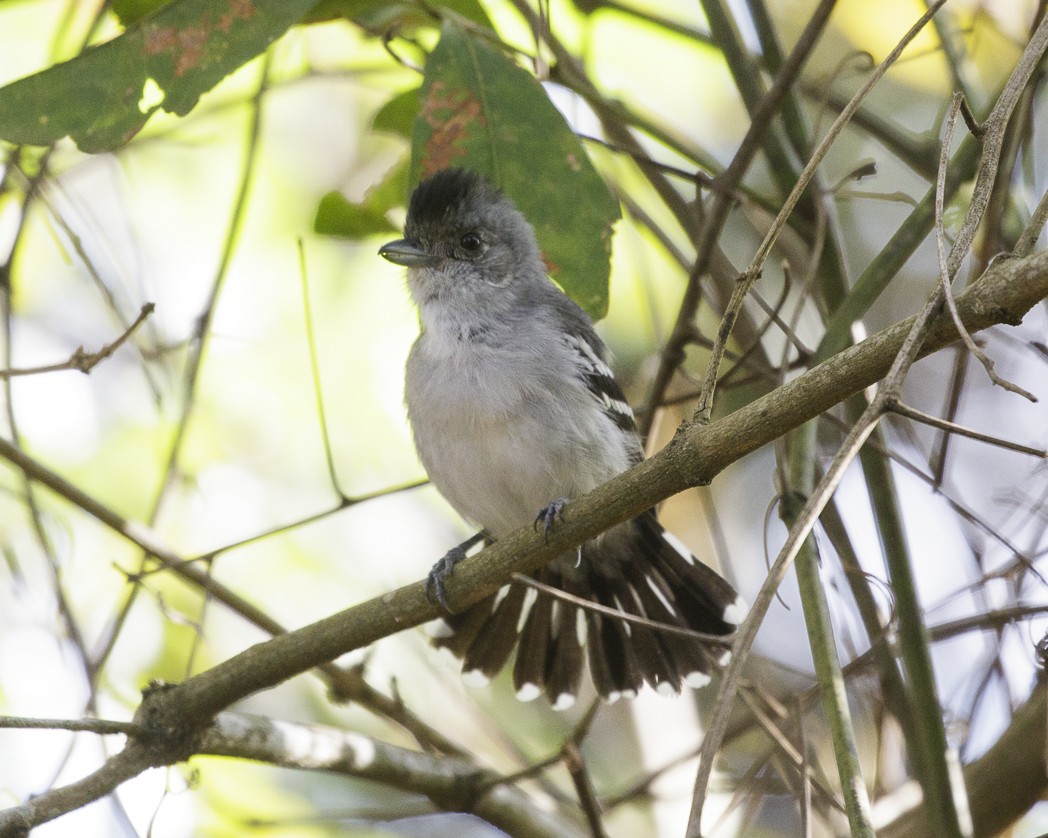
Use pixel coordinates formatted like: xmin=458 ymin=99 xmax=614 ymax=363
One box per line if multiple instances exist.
xmin=425 ymin=529 xmax=493 ymax=612
xmin=533 ymin=497 xmax=569 ymax=542
xmin=425 ymin=546 xmax=467 ymax=612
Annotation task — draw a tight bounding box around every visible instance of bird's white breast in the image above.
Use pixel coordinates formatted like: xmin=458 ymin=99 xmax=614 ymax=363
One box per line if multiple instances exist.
xmin=405 ymin=321 xmax=630 ymax=537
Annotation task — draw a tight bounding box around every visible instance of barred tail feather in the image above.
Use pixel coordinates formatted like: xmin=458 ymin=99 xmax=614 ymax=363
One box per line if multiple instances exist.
xmin=586 ymin=574 xmax=643 ymax=700
xmin=460 ymin=584 xmax=526 ymax=682
xmin=512 ymin=586 xmax=555 ymax=699
xmin=431 ymin=510 xmax=744 ymax=707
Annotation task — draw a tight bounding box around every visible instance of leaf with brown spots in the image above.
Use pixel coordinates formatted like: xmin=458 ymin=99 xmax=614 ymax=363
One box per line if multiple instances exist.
xmin=408 ymin=20 xmax=620 ymax=320
xmin=0 ymin=0 xmax=317 ymax=153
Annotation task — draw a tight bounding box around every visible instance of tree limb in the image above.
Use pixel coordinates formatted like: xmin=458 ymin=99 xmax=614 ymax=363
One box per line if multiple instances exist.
xmin=0 ymin=247 xmax=1045 ymax=834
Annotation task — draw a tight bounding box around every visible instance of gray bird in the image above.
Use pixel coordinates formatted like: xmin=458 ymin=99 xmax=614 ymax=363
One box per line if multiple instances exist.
xmin=380 ymin=168 xmax=744 ymax=709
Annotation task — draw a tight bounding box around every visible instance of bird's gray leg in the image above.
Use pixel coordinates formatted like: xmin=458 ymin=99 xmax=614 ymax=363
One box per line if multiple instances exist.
xmin=534 ymin=497 xmax=568 ymax=542
xmin=426 ymin=530 xmax=487 ymax=611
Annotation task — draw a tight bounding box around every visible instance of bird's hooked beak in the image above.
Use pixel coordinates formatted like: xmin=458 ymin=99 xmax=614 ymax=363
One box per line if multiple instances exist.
xmin=379 ymin=238 xmax=437 ymax=268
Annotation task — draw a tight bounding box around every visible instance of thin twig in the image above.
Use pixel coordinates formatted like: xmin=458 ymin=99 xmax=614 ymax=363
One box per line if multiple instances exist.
xmin=0 ymin=303 xmax=154 ymax=378
xmin=1015 ymin=185 xmax=1048 ymax=257
xmin=298 ymin=239 xmax=345 ymax=496
xmin=687 ymin=12 xmax=1048 ymax=833
xmin=933 ymin=93 xmax=1036 ymax=402
xmin=511 ymin=573 xmax=733 ymax=647
xmin=0 ymin=716 xmax=142 ymax=736
xmin=797 ymin=695 xmax=812 ymax=838
xmin=641 ymin=0 xmax=839 ymax=434
xmin=564 ymin=739 xmax=607 ymax=838
xmin=889 ymin=400 xmax=1047 ymax=458
xmin=691 ymin=0 xmax=950 ymax=426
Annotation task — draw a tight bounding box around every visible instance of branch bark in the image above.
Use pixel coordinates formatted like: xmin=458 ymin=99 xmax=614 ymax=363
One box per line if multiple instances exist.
xmin=880 ymin=678 xmax=1047 ymax=838
xmin=0 ymin=246 xmax=1046 ymax=834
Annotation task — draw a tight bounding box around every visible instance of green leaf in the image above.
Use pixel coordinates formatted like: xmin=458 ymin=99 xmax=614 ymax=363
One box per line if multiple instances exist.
xmin=111 ymin=0 xmax=173 ymax=27
xmin=314 ymin=163 xmax=406 ymax=238
xmin=373 ymin=87 xmax=420 ymax=139
xmin=0 ymin=0 xmax=319 ymax=153
xmin=314 ymin=193 xmax=397 ymax=239
xmin=304 ymin=0 xmax=492 ymax=30
xmin=410 ymin=20 xmax=619 ymax=319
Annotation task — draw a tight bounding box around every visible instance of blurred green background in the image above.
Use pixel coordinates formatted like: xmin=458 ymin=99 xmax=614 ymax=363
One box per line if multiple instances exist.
xmin=0 ymin=1 xmax=1046 ymax=836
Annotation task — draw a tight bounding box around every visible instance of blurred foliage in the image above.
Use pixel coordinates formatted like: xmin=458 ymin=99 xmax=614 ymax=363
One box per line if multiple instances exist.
xmin=0 ymin=1 xmax=1046 ymax=837
xmin=0 ymin=0 xmax=319 ymax=151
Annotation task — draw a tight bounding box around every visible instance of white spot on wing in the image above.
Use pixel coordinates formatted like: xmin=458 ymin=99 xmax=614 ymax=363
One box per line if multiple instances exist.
xmin=661 ymin=530 xmax=696 ymax=565
xmin=462 ymin=669 xmax=490 ymax=688
xmin=685 ymin=671 xmax=711 ymax=689
xmin=516 ymin=587 xmax=538 ymax=633
xmin=424 ymin=619 xmax=455 ymax=639
xmin=576 ymin=610 xmax=587 ymax=645
xmin=605 ymin=395 xmax=634 ymax=418
xmin=723 ymin=595 xmax=748 ymax=625
xmin=655 ymin=681 xmax=678 ymax=697
xmin=492 ymin=584 xmax=510 ymax=612
xmin=645 ymin=574 xmax=676 ymax=615
xmin=516 ymin=682 xmax=541 ymax=701
xmin=568 ymin=334 xmax=614 ymax=378
xmin=553 ymin=692 xmax=576 ymax=711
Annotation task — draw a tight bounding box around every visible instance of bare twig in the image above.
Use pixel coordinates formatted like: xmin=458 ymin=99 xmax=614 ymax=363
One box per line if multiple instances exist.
xmin=298 ymin=239 xmax=345 ymax=495
xmin=511 ymin=573 xmax=732 ymax=647
xmin=641 ymin=0 xmax=839 ymax=434
xmin=933 ymin=93 xmax=1036 ymax=401
xmin=1015 ymin=185 xmax=1048 ymax=257
xmin=889 ymin=400 xmax=1047 ymax=458
xmin=0 ymin=303 xmax=154 ymax=378
xmin=0 ymin=711 xmax=584 ymax=838
xmin=1 ymin=244 xmax=1045 ymax=833
xmin=686 ymin=12 xmax=1048 ymax=832
xmin=0 ymin=716 xmax=141 ymax=736
xmin=691 ymin=0 xmax=949 ymax=426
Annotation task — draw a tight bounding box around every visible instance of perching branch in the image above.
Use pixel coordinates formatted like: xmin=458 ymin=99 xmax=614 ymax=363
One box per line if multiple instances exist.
xmin=687 ymin=12 xmax=1048 ymax=832
xmin=1 ymin=238 xmax=1045 ymax=835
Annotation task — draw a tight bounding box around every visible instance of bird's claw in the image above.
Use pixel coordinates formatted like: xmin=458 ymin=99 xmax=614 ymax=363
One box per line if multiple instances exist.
xmin=425 ymin=546 xmax=468 ymax=612
xmin=533 ymin=497 xmax=568 ymax=543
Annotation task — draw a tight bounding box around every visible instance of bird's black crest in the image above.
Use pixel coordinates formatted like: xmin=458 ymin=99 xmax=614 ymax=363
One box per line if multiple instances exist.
xmin=407 ymin=168 xmax=498 ymax=229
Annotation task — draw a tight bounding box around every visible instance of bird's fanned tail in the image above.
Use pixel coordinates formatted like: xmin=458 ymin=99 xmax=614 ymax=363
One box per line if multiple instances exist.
xmin=429 ymin=510 xmax=744 ymax=708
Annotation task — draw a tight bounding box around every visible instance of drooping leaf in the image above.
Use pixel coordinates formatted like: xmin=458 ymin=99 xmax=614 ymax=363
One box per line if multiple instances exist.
xmin=410 ymin=20 xmax=619 ymax=319
xmin=111 ymin=0 xmax=173 ymax=27
xmin=314 ymin=193 xmax=397 ymax=238
xmin=0 ymin=0 xmax=319 ymax=153
xmin=373 ymin=86 xmax=420 ymax=139
xmin=303 ymin=0 xmax=492 ymax=30
xmin=314 ymin=162 xmax=407 ymax=238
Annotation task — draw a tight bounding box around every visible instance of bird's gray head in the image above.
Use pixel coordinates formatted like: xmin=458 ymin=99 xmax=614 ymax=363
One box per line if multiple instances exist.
xmin=379 ymin=169 xmax=547 ymax=312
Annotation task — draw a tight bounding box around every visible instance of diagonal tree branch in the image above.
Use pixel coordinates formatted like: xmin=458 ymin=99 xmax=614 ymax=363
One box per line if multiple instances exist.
xmin=0 ymin=241 xmax=1045 ymax=835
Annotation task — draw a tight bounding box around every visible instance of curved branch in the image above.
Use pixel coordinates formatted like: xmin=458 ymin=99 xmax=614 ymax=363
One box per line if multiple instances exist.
xmin=197 ymin=713 xmax=586 ymax=838
xmin=0 ymin=243 xmax=1044 ymax=834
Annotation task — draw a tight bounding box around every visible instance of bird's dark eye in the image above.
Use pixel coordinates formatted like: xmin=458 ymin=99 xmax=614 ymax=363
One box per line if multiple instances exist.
xmin=459 ymin=232 xmax=482 ymax=252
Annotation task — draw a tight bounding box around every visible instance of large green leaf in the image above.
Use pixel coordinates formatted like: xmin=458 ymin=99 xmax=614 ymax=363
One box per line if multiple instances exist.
xmin=0 ymin=0 xmax=319 ymax=153
xmin=410 ymin=20 xmax=619 ymax=319
xmin=303 ymin=0 xmax=492 ymax=30
xmin=373 ymin=86 xmax=420 ymax=139
xmin=314 ymin=160 xmax=407 ymax=238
